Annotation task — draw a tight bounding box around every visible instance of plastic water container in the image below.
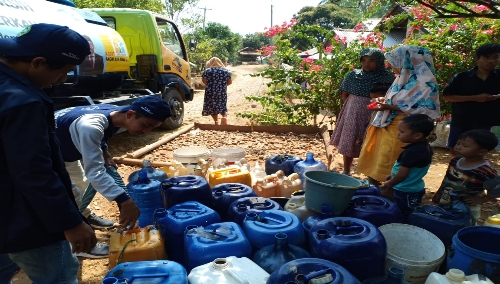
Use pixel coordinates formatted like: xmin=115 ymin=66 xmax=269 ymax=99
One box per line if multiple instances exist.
xmin=425 ymin=269 xmax=494 ymax=284
xmin=212 ymin=183 xmax=257 ymax=221
xmin=211 ymin=147 xmax=246 ymax=164
xmin=280 ymin=173 xmax=302 ymax=198
xmin=363 ymin=267 xmax=410 ymax=283
xmin=302 ymin=203 xmax=334 ymax=250
xmin=227 ymin=197 xmax=282 ymax=226
xmin=265 ymin=154 xmax=303 ymax=176
xmin=173 ymin=146 xmax=210 ymax=174
xmin=354 ymin=180 xmax=381 ymax=196
xmin=108 ymin=226 xmax=167 ymax=269
xmin=344 ymin=196 xmax=403 ymax=227
xmin=128 ymin=159 xmax=168 ymax=183
xmin=208 ymin=166 xmax=252 ymax=188
xmin=379 ymin=223 xmax=446 ymax=284
xmin=408 ymin=205 xmax=472 ymax=247
xmin=153 ymin=202 xmax=220 ymax=266
xmin=103 ymin=260 xmax=186 ymax=283
xmin=127 ymin=169 xmax=163 ymax=226
xmin=243 ymin=210 xmax=305 ymax=249
xmin=309 ymin=217 xmax=387 ymax=281
xmin=253 ymin=173 xmax=281 ymax=198
xmin=160 ymin=175 xmax=212 ymax=209
xmin=304 ymin=171 xmax=361 ymax=214
xmin=284 ymin=190 xmax=318 ymax=222
xmin=447 ymin=226 xmax=500 ymax=283
xmin=293 ymin=152 xmax=327 ymax=188
xmin=484 ymin=214 xmax=500 ymax=228
xmin=184 ymin=222 xmax=252 ymax=272
xmin=266 ymin=258 xmax=361 ymax=284
xmin=253 ymin=232 xmax=311 ymax=274
xmin=188 ymin=256 xmax=269 ymax=284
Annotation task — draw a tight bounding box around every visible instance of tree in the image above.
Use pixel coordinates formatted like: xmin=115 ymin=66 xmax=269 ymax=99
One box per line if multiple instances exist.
xmin=242 ymin=33 xmax=271 ymax=49
xmin=320 ymin=0 xmax=372 ymax=16
xmin=187 ymin=22 xmax=242 ymax=68
xmin=288 ymin=4 xmax=356 ymax=50
xmin=371 ymin=0 xmax=500 ymax=19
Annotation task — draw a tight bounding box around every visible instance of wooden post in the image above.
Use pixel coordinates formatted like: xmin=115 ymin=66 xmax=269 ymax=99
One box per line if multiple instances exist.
xmin=126 ymin=123 xmax=194 ymax=158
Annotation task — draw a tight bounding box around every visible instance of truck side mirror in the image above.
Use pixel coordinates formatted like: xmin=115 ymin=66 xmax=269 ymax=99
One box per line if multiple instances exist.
xmin=189 ymin=38 xmax=197 ymax=51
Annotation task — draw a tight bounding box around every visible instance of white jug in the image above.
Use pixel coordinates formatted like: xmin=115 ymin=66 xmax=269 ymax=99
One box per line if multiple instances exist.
xmin=188 ymin=256 xmax=269 ymax=284
xmin=425 ymin=269 xmax=493 ymax=284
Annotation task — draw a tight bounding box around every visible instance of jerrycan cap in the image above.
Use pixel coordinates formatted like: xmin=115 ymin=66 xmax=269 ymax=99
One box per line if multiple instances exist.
xmin=212 ymin=258 xmax=230 ymax=270
xmin=446 ymin=269 xmax=466 ymax=281
xmin=486 ymin=214 xmax=500 ymax=225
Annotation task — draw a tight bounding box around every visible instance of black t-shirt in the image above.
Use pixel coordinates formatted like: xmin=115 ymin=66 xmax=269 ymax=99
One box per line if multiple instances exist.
xmin=442 ymin=68 xmax=500 ymax=128
xmin=397 ymin=141 xmax=433 ymax=168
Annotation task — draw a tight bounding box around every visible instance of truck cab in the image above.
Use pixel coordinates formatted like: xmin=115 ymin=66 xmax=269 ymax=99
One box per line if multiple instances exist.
xmin=91 ymin=8 xmax=193 ymax=129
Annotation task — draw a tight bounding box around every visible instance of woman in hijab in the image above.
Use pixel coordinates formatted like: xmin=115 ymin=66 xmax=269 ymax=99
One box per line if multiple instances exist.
xmin=357 ymin=45 xmax=441 ymax=185
xmin=202 ymin=57 xmax=232 ymax=125
xmin=330 ymin=48 xmax=395 ymax=175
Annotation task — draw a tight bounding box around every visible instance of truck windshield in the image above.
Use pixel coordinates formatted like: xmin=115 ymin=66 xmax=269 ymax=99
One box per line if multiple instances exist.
xmin=156 ymin=18 xmax=185 ymax=60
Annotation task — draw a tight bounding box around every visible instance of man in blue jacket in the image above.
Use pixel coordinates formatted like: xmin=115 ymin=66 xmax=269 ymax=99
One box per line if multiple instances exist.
xmin=0 ymin=24 xmax=96 ymax=283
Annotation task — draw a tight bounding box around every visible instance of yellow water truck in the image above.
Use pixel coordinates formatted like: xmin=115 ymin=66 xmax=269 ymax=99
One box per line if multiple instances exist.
xmin=0 ymin=0 xmax=193 ymax=129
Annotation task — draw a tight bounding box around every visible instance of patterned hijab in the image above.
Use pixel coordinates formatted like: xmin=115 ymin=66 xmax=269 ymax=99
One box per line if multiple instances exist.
xmin=206 ymin=57 xmax=225 ymax=69
xmin=340 ymin=48 xmax=395 ymax=97
xmin=371 ymin=45 xmax=441 ymax=128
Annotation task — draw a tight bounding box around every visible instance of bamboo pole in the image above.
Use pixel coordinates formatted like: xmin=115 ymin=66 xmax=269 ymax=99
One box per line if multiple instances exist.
xmin=126 ymin=123 xmax=195 ymax=158
xmin=113 ymin=157 xmax=172 ymax=167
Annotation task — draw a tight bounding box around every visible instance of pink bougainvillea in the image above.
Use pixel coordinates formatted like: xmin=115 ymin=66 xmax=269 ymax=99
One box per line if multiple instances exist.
xmin=263 ymin=19 xmax=298 ymax=37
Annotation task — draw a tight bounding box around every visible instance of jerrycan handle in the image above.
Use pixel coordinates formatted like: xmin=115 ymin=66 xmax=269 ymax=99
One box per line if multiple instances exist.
xmin=419 ymin=205 xmax=462 ymax=220
xmin=360 ymin=199 xmax=386 ymax=207
xmin=260 ymin=215 xmax=284 ymax=224
xmin=223 ymin=268 xmax=249 ymax=284
xmin=300 ymin=268 xmax=334 ymax=283
xmin=129 ymin=273 xmax=170 ymax=281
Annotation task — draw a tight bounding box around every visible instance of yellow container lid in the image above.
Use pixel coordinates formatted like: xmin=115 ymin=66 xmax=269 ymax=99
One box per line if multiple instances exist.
xmin=486 ymin=214 xmax=500 ymax=225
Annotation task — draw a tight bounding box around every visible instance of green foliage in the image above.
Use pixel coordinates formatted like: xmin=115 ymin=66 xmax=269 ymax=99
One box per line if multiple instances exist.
xmin=73 ymin=0 xmax=165 ymax=13
xmin=237 ymin=24 xmax=377 ymax=127
xmin=291 ymin=4 xmax=357 ymax=50
xmin=186 ymin=22 xmax=242 ymax=71
xmin=242 ymin=33 xmax=271 ymax=49
xmin=320 ymin=0 xmax=373 ymax=16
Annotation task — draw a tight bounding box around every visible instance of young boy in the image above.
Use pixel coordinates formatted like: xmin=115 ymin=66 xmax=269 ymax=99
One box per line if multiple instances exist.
xmin=380 ymin=114 xmax=435 ymax=221
xmin=442 ymin=43 xmax=500 ymax=156
xmin=432 ymin=129 xmax=499 ymax=225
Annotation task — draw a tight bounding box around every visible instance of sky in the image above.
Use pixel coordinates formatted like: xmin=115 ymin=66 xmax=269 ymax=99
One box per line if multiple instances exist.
xmin=194 ymin=0 xmax=322 ymax=35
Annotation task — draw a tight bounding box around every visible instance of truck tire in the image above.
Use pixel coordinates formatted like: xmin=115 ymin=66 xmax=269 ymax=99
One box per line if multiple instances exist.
xmin=161 ymin=87 xmax=184 ymax=129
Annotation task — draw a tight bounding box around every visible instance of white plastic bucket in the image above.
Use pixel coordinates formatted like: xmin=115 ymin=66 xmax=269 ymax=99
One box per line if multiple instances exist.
xmin=173 ymin=146 xmax=210 ymax=174
xmin=379 ymin=224 xmax=446 ymax=284
xmin=188 ymin=256 xmax=269 ymax=284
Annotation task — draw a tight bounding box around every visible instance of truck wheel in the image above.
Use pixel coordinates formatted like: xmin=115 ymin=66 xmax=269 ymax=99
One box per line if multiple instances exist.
xmin=161 ymin=88 xmax=184 ymax=130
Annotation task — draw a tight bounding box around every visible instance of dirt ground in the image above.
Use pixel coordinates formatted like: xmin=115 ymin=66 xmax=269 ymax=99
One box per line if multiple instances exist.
xmin=12 ymin=64 xmax=500 ymax=283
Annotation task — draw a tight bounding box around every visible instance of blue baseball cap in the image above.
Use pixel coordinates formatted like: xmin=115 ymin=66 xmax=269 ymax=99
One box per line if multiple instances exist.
xmin=0 ymin=23 xmax=90 ymax=65
xmin=119 ymin=96 xmax=173 ymax=122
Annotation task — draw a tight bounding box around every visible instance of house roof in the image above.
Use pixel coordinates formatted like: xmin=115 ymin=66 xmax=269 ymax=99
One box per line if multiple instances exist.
xmin=361 ymin=18 xmax=382 ymax=31
xmin=238 ymin=47 xmax=260 ymax=55
xmin=383 ymin=30 xmax=407 ymax=47
xmin=332 ymin=29 xmax=372 ymax=46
